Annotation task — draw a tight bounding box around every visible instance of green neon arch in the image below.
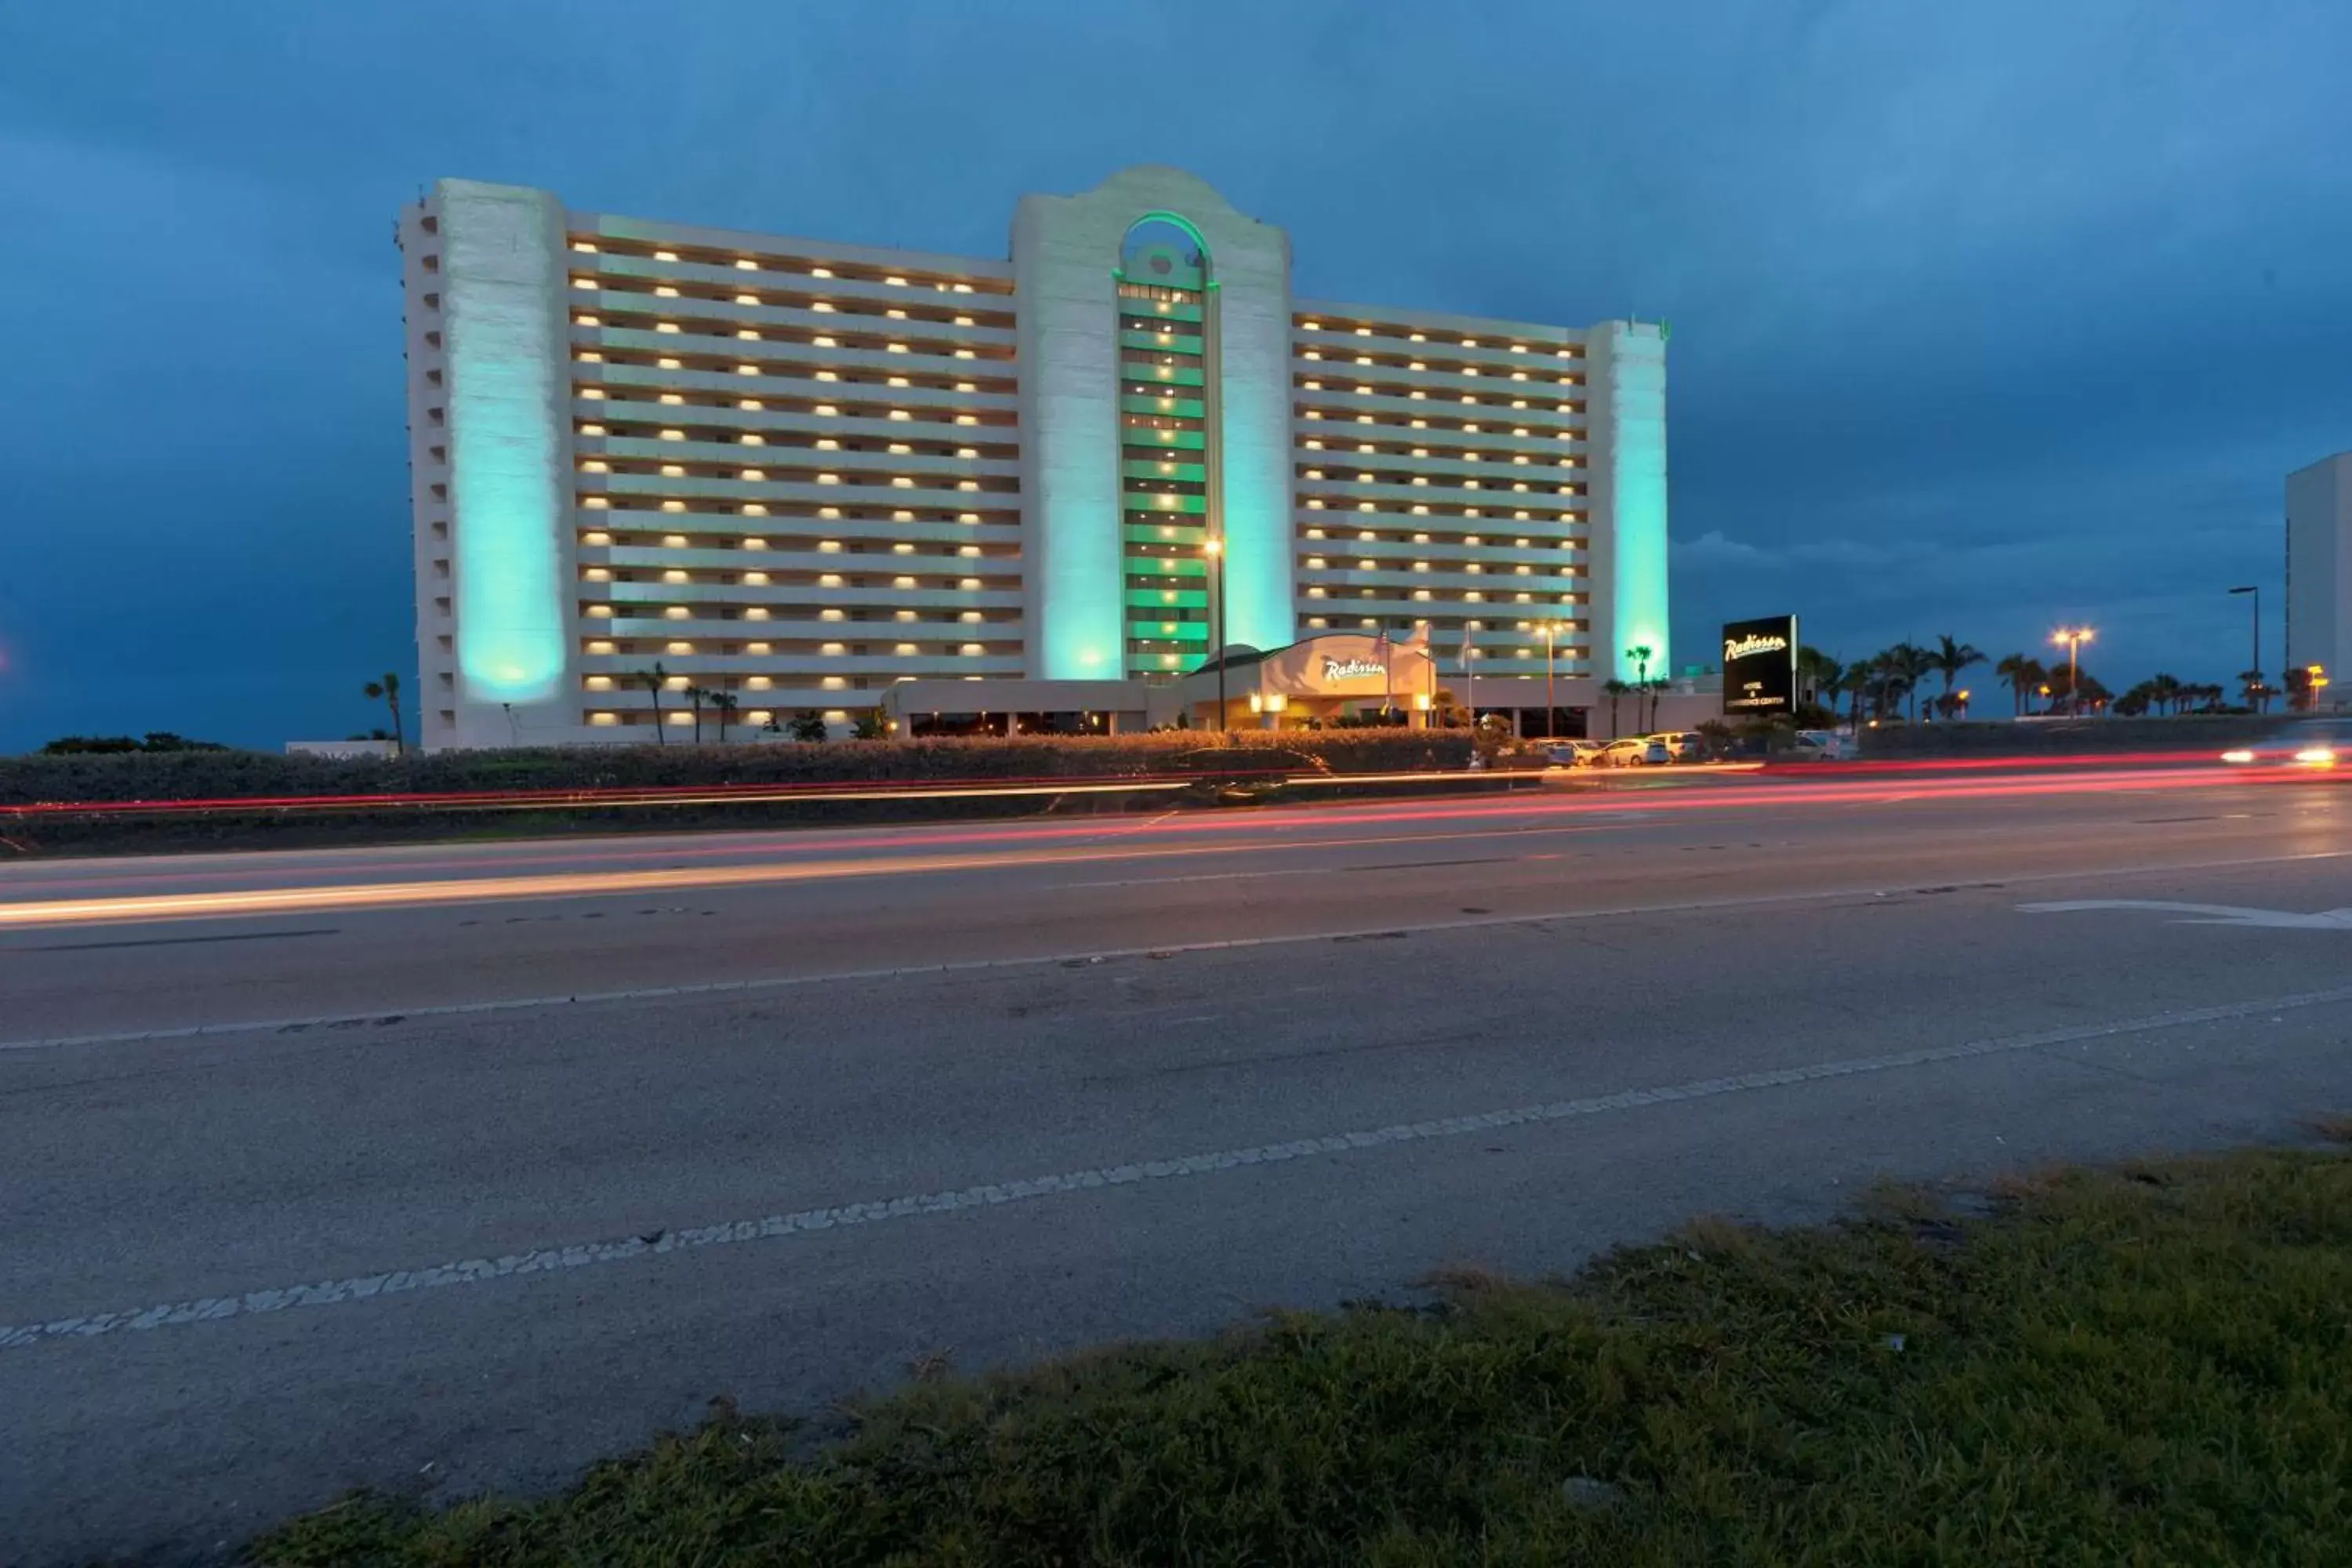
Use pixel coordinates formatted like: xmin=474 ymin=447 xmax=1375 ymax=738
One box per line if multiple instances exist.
xmin=1116 ymin=210 xmax=1218 ymax=288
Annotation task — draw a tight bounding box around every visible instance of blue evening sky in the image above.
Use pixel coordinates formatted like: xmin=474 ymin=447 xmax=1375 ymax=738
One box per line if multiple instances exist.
xmin=3 ymin=0 xmax=2347 ymax=747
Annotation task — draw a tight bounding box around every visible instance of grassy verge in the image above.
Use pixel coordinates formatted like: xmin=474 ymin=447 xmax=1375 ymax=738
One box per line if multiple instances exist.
xmin=260 ymin=1136 xmax=2352 ymax=1565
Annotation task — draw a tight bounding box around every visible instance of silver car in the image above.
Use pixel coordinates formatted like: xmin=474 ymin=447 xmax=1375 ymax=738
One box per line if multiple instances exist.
xmin=1601 ymin=737 xmax=1671 ymax=767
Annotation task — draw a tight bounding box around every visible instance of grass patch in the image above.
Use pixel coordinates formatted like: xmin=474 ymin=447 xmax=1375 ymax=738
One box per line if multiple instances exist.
xmin=258 ymin=1144 xmax=2352 ymax=1565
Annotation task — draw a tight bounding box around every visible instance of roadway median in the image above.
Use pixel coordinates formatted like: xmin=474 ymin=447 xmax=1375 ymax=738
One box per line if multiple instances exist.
xmin=0 ymin=732 xmax=1526 ymax=856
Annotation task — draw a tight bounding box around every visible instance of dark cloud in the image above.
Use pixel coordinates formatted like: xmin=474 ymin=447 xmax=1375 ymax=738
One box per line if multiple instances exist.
xmin=1 ymin=0 xmax=2346 ymax=746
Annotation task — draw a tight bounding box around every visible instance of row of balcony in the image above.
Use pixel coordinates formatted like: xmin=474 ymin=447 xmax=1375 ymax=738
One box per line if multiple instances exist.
xmin=583 ymin=399 xmax=1017 ymax=447
xmin=583 ymin=362 xmax=1016 ymax=416
xmin=579 ymin=325 xmax=1011 ymax=386
xmin=583 ymin=435 xmax=1021 ymax=481
xmin=570 ymin=287 xmax=1014 ymax=357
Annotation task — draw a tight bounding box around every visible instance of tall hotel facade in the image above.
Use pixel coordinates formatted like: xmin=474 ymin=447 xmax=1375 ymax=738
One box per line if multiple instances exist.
xmin=398 ymin=166 xmax=1668 ymax=748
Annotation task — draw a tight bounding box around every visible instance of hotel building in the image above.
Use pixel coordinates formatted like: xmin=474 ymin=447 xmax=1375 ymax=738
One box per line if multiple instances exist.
xmin=397 ymin=165 xmax=1669 ymax=748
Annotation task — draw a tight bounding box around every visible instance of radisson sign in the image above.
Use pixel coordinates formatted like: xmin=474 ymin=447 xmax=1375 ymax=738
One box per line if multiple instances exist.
xmin=1722 ymin=615 xmax=1798 ymax=714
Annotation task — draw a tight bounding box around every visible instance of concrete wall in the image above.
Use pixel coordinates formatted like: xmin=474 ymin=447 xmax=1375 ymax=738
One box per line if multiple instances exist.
xmin=1857 ymin=716 xmax=2307 ymax=758
xmin=1012 ymin=168 xmax=1295 ymax=676
xmin=1583 ymin=321 xmax=1670 ymax=681
xmin=434 ymin=180 xmax=579 ymax=749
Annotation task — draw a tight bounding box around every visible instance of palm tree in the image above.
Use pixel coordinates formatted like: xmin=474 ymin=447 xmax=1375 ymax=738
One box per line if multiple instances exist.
xmin=1836 ymin=663 xmax=1872 ymax=731
xmin=1994 ymin=654 xmax=2046 ymax=717
xmin=2240 ymin=670 xmax=2270 ymax=713
xmin=1625 ymin=644 xmax=1653 ymax=690
xmin=361 ymin=672 xmax=405 ymax=755
xmin=634 ymin=662 xmax=670 ymax=742
xmin=1929 ymin=635 xmax=1986 ymax=718
xmin=1602 ymin=677 xmax=1633 ymax=737
xmin=2147 ymin=673 xmax=2183 ymax=717
xmin=1884 ymin=642 xmax=1933 ymax=723
xmin=710 ymin=690 xmax=740 ymax=743
xmin=684 ymin=684 xmax=710 ymax=744
xmin=1796 ymin=647 xmax=1842 ymax=713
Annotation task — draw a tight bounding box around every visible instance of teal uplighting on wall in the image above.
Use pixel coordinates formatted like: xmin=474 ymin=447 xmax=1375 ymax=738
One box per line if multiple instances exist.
xmin=1606 ymin=326 xmax=1671 ymax=679
xmin=441 ymin=180 xmax=569 ymax=706
xmin=1216 ymin=325 xmax=1295 ymax=652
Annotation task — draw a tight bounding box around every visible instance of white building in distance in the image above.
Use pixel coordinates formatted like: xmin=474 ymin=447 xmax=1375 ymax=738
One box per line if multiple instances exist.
xmin=2288 ymin=451 xmax=2352 ymax=697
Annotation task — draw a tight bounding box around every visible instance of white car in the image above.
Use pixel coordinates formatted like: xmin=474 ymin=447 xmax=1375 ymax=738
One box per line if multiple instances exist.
xmin=1649 ymin=731 xmax=1707 ymax=762
xmin=1792 ymin=729 xmax=1846 ymax=761
xmin=1600 ymin=737 xmax=1671 ymax=767
xmin=1546 ymin=739 xmax=1605 ymax=768
xmin=2220 ymin=722 xmax=2348 ymax=768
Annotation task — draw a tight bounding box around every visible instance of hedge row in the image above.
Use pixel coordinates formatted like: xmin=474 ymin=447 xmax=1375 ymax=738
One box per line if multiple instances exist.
xmin=0 ymin=731 xmax=1473 ymax=808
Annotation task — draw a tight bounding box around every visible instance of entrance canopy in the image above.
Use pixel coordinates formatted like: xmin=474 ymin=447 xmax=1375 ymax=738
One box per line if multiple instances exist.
xmin=1180 ymin=628 xmax=1439 ymax=725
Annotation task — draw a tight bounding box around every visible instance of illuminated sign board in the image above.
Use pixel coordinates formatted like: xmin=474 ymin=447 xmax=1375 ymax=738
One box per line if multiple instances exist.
xmin=1722 ymin=615 xmax=1798 ymax=714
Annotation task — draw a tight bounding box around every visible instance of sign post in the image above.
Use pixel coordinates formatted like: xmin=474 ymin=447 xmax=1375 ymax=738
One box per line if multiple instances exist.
xmin=1722 ymin=615 xmax=1798 ymax=717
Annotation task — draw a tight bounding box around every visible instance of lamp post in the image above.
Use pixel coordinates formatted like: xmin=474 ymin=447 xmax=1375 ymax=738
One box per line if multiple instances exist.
xmin=1203 ymin=535 xmax=1226 ymax=731
xmin=2229 ymin=586 xmax=2259 ymax=709
xmin=1463 ymin=619 xmax=1480 ymax=728
xmin=2052 ymin=627 xmax=2093 ymax=716
xmin=1540 ymin=620 xmax=1562 ymax=739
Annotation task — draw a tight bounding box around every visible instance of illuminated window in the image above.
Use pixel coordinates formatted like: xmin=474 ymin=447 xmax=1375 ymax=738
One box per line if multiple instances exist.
xmin=654 ymin=250 xmax=679 ymax=262
xmin=655 ymin=285 xmax=680 ymax=299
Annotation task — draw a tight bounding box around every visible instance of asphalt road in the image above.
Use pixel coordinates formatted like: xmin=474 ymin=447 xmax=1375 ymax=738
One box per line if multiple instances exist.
xmin=6 ymin=764 xmax=2352 ymax=1562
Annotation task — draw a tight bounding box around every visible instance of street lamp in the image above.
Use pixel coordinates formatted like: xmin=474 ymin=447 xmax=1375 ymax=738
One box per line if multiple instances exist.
xmin=2052 ymin=627 xmax=2094 ymax=716
xmin=2229 ymin=586 xmax=2260 ymax=709
xmin=1539 ymin=620 xmax=1563 ymax=739
xmin=1203 ymin=535 xmax=1226 ymax=731
xmin=1463 ymin=619 xmax=1481 ymax=727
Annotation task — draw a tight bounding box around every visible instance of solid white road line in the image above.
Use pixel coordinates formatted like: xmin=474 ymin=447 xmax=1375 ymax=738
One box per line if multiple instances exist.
xmin=7 ymin=982 xmax=2343 ymax=1354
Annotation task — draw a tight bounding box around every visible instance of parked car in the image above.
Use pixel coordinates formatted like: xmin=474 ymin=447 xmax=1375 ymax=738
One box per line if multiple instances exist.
xmin=1546 ymin=739 xmax=1605 ymax=768
xmin=1649 ymin=731 xmax=1707 ymax=762
xmin=2218 ymin=721 xmax=2351 ymax=768
xmin=1169 ymin=747 xmax=1331 ymax=804
xmin=1599 ymin=737 xmax=1671 ymax=767
xmin=1792 ymin=729 xmax=1846 ymax=761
